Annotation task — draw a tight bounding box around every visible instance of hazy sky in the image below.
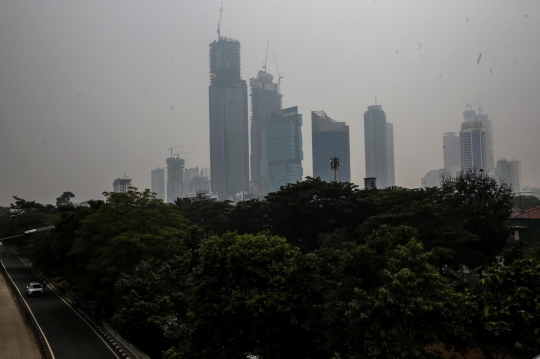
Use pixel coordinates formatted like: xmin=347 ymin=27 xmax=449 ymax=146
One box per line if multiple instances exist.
xmin=1 ymin=0 xmax=539 ymax=206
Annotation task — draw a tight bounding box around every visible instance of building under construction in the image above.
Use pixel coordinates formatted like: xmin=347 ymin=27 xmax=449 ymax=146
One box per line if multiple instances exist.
xmin=249 ymin=70 xmax=282 ymax=196
xmin=166 ymin=155 xmax=184 ymax=203
xmin=209 ymin=35 xmax=249 ymax=200
xmin=312 ymin=111 xmax=351 ymax=183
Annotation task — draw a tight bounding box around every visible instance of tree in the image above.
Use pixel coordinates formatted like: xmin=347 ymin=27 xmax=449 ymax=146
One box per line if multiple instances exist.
xmin=175 ymin=197 xmax=231 ymax=235
xmin=437 ymin=169 xmax=513 ymax=266
xmin=473 ymin=258 xmax=540 ymax=359
xmin=174 ymin=232 xmax=325 ymax=359
xmin=312 ymin=226 xmax=468 ymax=358
xmin=513 ymin=195 xmax=540 ymax=211
xmin=113 ymin=227 xmax=206 ymax=358
xmin=265 ymin=177 xmax=363 ymax=252
xmin=68 ymin=188 xmax=188 ymax=314
xmin=226 ymin=198 xmax=270 ymax=235
xmin=56 ymin=191 xmax=75 ymax=207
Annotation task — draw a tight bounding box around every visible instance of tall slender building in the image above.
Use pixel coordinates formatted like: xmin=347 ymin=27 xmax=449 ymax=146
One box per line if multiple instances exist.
xmin=250 ymin=70 xmax=282 ymax=196
xmin=496 ymin=159 xmax=522 ymax=192
xmin=364 ymin=104 xmax=395 ymax=188
xmin=151 ymin=168 xmax=165 ymax=201
xmin=208 ymin=34 xmax=249 ymax=200
xmin=167 ymin=155 xmax=184 ymax=203
xmin=460 ymin=108 xmax=495 ymax=173
xmin=311 ymin=111 xmax=350 ymax=183
xmin=266 ymin=107 xmax=303 ymax=193
xmin=443 ymin=132 xmax=462 ymax=169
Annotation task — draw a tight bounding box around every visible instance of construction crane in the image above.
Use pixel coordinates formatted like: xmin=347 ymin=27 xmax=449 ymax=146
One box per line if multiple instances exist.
xmin=168 ymin=145 xmax=184 ymax=158
xmin=217 ymin=2 xmax=223 ymax=39
xmin=457 ymin=94 xmax=480 ymax=111
xmin=176 ymin=151 xmax=195 ymax=157
xmin=273 ymin=54 xmax=284 ymax=92
xmin=263 ymin=40 xmax=269 ymax=72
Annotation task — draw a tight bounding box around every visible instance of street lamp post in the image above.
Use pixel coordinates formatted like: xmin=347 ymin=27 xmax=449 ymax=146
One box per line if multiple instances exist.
xmin=0 ymin=225 xmax=55 ymax=241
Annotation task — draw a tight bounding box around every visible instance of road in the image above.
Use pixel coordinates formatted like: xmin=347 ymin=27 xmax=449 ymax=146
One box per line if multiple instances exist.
xmin=1 ymin=251 xmax=119 ymax=359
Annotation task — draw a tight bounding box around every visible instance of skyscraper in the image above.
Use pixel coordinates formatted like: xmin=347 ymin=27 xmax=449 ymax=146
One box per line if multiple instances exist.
xmin=266 ymin=107 xmax=303 ymax=193
xmin=167 ymin=155 xmax=184 ymax=203
xmin=311 ymin=111 xmax=350 ymax=183
xmin=250 ymin=70 xmax=282 ymax=196
xmin=460 ymin=108 xmax=495 ymax=173
xmin=443 ymin=132 xmax=462 ymax=169
xmin=209 ymin=35 xmax=249 ymax=200
xmin=151 ymin=168 xmax=165 ymax=201
xmin=113 ymin=175 xmax=132 ymax=193
xmin=364 ymin=104 xmax=395 ymax=188
xmin=496 ymin=159 xmax=522 ymax=192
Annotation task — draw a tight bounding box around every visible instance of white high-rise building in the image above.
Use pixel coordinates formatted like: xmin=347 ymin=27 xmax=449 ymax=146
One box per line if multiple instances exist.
xmin=460 ymin=109 xmax=495 ymax=173
xmin=113 ymin=175 xmax=132 ymax=193
xmin=496 ymin=159 xmax=522 ymax=193
xmin=364 ymin=104 xmax=395 ymax=188
xmin=443 ymin=132 xmax=462 ymax=169
xmin=151 ymin=168 xmax=165 ymax=201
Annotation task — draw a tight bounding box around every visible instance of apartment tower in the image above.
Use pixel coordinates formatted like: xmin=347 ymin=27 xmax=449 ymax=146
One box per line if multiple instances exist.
xmin=151 ymin=168 xmax=165 ymax=201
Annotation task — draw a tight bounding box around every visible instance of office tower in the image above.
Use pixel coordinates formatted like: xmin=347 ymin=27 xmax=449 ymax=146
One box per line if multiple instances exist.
xmin=184 ymin=167 xmax=200 ymax=195
xmin=250 ymin=70 xmax=282 ymax=196
xmin=311 ymin=111 xmax=350 ymax=183
xmin=151 ymin=168 xmax=165 ymax=201
xmin=421 ymin=169 xmax=444 ymax=188
xmin=266 ymin=107 xmax=303 ymax=193
xmin=443 ymin=132 xmax=462 ymax=169
xmin=113 ymin=175 xmax=132 ymax=193
xmin=167 ymin=155 xmax=184 ymax=203
xmin=496 ymin=159 xmax=522 ymax=192
xmin=209 ymin=35 xmax=249 ymax=200
xmin=364 ymin=104 xmax=395 ymax=188
xmin=460 ymin=108 xmax=495 ymax=173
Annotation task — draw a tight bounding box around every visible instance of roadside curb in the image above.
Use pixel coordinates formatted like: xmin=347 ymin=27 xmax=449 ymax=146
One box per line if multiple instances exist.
xmin=0 ymin=258 xmax=53 ymax=359
xmin=17 ymin=253 xmax=149 ymax=359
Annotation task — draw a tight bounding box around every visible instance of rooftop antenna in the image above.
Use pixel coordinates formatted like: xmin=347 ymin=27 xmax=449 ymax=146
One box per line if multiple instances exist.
xmin=330 ymin=157 xmax=340 ymax=182
xmin=263 ymin=40 xmax=269 ymax=72
xmin=217 ymin=2 xmax=223 ymax=39
xmin=273 ymin=54 xmax=283 ymax=92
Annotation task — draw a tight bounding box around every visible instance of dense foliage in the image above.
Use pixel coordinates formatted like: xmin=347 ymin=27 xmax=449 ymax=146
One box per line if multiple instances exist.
xmin=3 ymin=172 xmax=532 ymax=359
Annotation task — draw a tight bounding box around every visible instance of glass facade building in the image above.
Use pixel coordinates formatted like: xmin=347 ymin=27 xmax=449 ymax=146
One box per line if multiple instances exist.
xmin=266 ymin=107 xmax=303 ymax=193
xmin=209 ymin=37 xmax=249 ymax=200
xmin=364 ymin=104 xmax=395 ymax=188
xmin=311 ymin=111 xmax=350 ymax=183
xmin=249 ymin=70 xmax=282 ymax=196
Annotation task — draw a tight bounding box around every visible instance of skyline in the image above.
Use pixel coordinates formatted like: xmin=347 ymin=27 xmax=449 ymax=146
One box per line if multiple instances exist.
xmin=1 ymin=0 xmax=539 ymax=206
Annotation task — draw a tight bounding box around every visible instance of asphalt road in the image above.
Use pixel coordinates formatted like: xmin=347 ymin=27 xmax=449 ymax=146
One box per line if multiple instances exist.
xmin=0 ymin=251 xmax=119 ymax=359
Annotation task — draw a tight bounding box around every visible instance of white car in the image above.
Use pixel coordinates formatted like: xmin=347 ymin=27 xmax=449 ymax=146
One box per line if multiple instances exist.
xmin=26 ymin=282 xmax=43 ymax=296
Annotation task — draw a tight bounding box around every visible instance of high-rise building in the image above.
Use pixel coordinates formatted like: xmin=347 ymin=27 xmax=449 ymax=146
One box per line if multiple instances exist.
xmin=208 ymin=36 xmax=249 ymax=200
xmin=460 ymin=109 xmax=495 ymax=173
xmin=496 ymin=159 xmax=522 ymax=193
xmin=250 ymin=70 xmax=282 ymax=196
xmin=113 ymin=175 xmax=132 ymax=193
xmin=266 ymin=107 xmax=303 ymax=193
xmin=311 ymin=111 xmax=350 ymax=183
xmin=443 ymin=132 xmax=462 ymax=169
xmin=364 ymin=104 xmax=395 ymax=188
xmin=151 ymin=168 xmax=165 ymax=201
xmin=167 ymin=155 xmax=184 ymax=203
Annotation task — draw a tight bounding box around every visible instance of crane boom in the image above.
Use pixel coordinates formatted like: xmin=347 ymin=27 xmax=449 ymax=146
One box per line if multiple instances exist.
xmin=168 ymin=145 xmax=184 ymax=158
xmin=263 ymin=40 xmax=269 ymax=72
xmin=217 ymin=2 xmax=223 ymax=39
